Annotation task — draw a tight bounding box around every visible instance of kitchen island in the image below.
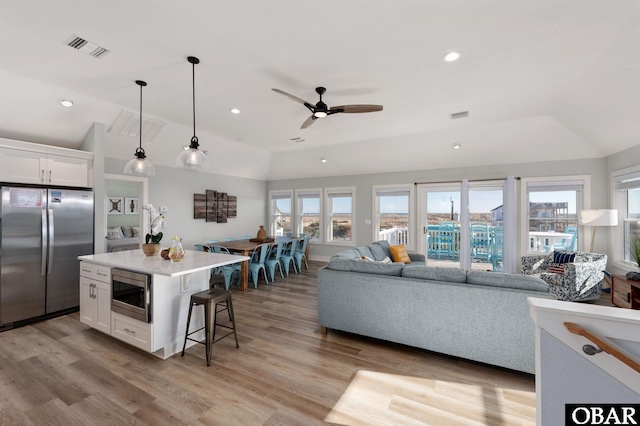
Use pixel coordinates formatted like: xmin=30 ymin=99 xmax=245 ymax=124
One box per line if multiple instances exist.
xmin=78 ymin=249 xmax=248 ymax=359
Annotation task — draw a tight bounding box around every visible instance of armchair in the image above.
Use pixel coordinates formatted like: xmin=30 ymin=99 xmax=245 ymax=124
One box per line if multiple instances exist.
xmin=521 ymin=250 xmax=607 ymax=302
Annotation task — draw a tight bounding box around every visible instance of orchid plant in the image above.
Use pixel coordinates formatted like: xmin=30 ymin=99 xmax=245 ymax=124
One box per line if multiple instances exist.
xmin=143 ymin=204 xmax=164 ymax=244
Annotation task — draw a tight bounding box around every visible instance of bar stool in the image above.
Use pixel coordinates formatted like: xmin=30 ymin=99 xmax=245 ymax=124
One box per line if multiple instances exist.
xmin=181 ymin=288 xmax=239 ymax=366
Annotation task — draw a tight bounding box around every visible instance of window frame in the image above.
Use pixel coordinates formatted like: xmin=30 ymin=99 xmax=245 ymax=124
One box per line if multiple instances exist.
xmin=295 ymin=188 xmax=322 ymax=243
xmin=325 ymin=186 xmax=356 ymax=246
xmin=268 ymin=189 xmax=293 ymax=237
xmin=612 ymin=165 xmax=640 ymax=272
xmin=372 ymin=184 xmax=415 ymax=251
xmin=520 ymin=175 xmax=590 ymax=255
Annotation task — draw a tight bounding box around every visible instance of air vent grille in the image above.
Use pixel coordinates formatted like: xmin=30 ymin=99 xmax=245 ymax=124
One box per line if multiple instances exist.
xmin=108 ymin=110 xmax=166 ymax=141
xmin=450 ymin=111 xmax=469 ymax=119
xmin=290 ymin=137 xmax=306 ymax=143
xmin=65 ymin=34 xmax=110 ymax=59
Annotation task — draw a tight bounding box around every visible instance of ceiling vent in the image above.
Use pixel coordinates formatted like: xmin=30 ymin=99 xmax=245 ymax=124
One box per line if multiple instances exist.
xmin=108 ymin=110 xmax=166 ymax=141
xmin=65 ymin=34 xmax=110 ymax=59
xmin=290 ymin=137 xmax=306 ymax=143
xmin=450 ymin=111 xmax=469 ymax=120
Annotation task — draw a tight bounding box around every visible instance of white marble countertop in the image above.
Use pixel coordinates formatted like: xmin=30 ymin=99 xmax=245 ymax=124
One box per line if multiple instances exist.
xmin=79 ymin=250 xmax=249 ymax=277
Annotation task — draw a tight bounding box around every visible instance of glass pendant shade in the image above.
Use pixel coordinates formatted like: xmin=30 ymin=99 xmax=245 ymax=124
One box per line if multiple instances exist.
xmin=124 ymin=80 xmax=155 ymax=176
xmin=177 ymin=56 xmax=209 ymax=169
xmin=124 ymin=149 xmax=156 ymax=176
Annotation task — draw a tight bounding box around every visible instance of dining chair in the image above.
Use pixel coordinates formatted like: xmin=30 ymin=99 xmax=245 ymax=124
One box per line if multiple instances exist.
xmin=194 ymin=243 xmax=206 ymax=252
xmin=204 ymin=239 xmax=219 ymax=244
xmin=225 ymin=237 xmax=236 ymax=241
xmin=279 ymin=238 xmax=299 ymax=276
xmin=293 ymin=236 xmax=309 ymax=271
xmin=265 ymin=240 xmax=285 ymax=282
xmin=207 ymin=245 xmax=241 ymax=290
xmin=248 ymin=243 xmax=270 ymax=287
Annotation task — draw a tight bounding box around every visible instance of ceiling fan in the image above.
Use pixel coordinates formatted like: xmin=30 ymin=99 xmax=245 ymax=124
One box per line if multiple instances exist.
xmin=272 ymin=86 xmax=383 ymax=129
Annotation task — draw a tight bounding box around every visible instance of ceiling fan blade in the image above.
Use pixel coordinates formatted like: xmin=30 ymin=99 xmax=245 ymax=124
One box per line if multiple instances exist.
xmin=300 ymin=115 xmax=316 ymax=129
xmin=272 ymin=88 xmax=311 ymax=105
xmin=330 ymin=104 xmax=383 ymax=113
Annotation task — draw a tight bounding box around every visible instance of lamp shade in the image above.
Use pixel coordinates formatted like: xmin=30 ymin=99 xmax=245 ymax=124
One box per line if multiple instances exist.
xmin=176 ymin=146 xmax=209 ymax=169
xmin=124 ymin=155 xmax=156 ymax=176
xmin=579 ymin=209 xmax=618 ymax=227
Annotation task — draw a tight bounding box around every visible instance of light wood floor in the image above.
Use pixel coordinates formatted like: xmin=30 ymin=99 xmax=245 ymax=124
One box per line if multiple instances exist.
xmin=0 ymin=261 xmax=538 ymax=425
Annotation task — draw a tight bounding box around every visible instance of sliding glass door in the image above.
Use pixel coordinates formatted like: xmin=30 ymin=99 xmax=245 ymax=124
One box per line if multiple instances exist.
xmin=417 ymin=184 xmax=461 ymax=268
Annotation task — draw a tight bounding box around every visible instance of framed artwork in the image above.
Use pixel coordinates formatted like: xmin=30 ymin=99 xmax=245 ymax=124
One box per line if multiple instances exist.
xmin=227 ymin=195 xmax=237 ymax=218
xmin=107 ymin=197 xmax=124 ymax=215
xmin=206 ymin=190 xmax=217 ymax=222
xmin=217 ymin=192 xmax=228 ymax=223
xmin=194 ymin=194 xmax=206 ymax=219
xmin=125 ymin=197 xmax=139 ymax=215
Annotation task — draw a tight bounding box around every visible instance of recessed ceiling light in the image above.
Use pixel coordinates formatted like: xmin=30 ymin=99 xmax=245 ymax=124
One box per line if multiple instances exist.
xmin=230 ymin=108 xmax=240 ymax=114
xmin=321 ymin=158 xmax=327 ymax=163
xmin=443 ymin=51 xmax=461 ymax=62
xmin=58 ymin=99 xmax=74 ymax=107
xmin=452 ymin=143 xmax=462 ymax=150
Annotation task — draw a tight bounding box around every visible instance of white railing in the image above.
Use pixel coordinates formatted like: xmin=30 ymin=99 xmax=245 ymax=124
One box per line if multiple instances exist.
xmin=378 ymin=227 xmax=409 ymax=245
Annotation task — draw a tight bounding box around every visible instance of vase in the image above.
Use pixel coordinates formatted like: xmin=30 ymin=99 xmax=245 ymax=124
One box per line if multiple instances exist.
xmin=169 ymin=237 xmax=185 ymax=262
xmin=257 ymin=225 xmax=267 ymax=241
xmin=142 ymin=243 xmax=161 ymax=256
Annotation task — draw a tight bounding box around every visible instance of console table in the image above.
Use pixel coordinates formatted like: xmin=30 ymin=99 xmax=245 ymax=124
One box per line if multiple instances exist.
xmin=611 ymin=274 xmax=640 ymax=309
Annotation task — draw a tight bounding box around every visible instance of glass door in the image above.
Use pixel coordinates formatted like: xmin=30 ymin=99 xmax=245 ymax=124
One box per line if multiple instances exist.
xmin=469 ymin=185 xmax=504 ymax=271
xmin=417 ymin=184 xmax=461 ymax=268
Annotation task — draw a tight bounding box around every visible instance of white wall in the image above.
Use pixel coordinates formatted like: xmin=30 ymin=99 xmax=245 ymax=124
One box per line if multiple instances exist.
xmin=105 ymin=158 xmax=266 ymax=251
xmin=268 ymin=157 xmax=608 ymax=260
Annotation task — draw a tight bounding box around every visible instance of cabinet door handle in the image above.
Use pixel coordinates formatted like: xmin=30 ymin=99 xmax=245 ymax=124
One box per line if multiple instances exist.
xmin=49 ymin=170 xmax=52 ymax=183
xmin=123 ymin=328 xmax=136 ymax=335
xmin=41 ymin=169 xmax=45 ymax=182
xmin=92 ymin=283 xmax=96 ymax=299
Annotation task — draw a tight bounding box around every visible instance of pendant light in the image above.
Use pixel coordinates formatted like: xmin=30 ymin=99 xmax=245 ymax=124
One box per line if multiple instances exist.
xmin=124 ymin=80 xmax=156 ymax=176
xmin=176 ymin=56 xmax=209 ymax=169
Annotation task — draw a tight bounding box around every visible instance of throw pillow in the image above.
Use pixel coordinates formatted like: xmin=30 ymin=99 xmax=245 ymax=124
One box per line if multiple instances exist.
xmin=107 ymin=226 xmax=124 ymax=240
xmin=389 ymin=244 xmax=411 ymax=263
xmin=553 ymin=251 xmax=576 ymax=264
xmin=131 ymin=226 xmax=140 ymax=238
xmin=381 ymin=256 xmax=393 ymax=264
xmin=121 ymin=226 xmax=134 ymax=238
xmin=369 ymin=244 xmax=388 ymax=261
xmin=547 ymin=264 xmax=565 ymax=274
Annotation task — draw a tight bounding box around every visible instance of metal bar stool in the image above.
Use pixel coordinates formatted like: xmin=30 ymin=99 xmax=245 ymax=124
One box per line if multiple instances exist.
xmin=181 ymin=288 xmax=239 ymax=366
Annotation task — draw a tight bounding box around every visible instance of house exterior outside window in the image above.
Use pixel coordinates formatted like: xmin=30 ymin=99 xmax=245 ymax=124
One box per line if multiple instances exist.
xmin=269 ymin=190 xmax=293 ymax=237
xmin=296 ymin=188 xmax=322 ymax=242
xmin=326 ymin=187 xmax=355 ymax=245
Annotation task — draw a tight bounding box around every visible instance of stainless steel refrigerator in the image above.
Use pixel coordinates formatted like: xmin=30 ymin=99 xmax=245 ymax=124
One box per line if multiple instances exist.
xmin=0 ymin=186 xmax=94 ymax=328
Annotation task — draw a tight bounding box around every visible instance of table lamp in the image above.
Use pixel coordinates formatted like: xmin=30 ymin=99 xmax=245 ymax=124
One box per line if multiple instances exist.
xmin=579 ymin=209 xmax=618 ymax=252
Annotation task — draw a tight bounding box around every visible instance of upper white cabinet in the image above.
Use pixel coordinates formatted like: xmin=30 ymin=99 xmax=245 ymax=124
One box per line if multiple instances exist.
xmin=0 ymin=138 xmax=93 ymax=188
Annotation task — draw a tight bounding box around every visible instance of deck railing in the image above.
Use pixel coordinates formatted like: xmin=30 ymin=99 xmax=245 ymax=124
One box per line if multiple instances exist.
xmin=378 ymin=227 xmax=409 ymax=245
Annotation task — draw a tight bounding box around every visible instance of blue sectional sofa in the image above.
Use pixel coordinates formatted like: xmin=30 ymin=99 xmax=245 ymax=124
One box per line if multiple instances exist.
xmin=317 ymin=240 xmax=555 ymax=374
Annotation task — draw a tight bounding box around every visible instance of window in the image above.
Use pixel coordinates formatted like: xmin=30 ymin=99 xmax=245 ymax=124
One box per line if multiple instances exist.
xmin=373 ymin=185 xmax=414 ymax=249
xmin=613 ymin=167 xmax=640 ymax=269
xmin=326 ymin=187 xmax=355 ymax=245
xmin=296 ymin=189 xmax=322 ymax=242
xmin=269 ymin=190 xmax=293 ymax=237
xmin=522 ymin=177 xmax=589 ymax=254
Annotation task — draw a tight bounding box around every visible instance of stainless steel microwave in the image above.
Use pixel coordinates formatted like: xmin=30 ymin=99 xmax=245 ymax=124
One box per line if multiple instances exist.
xmin=111 ymin=268 xmax=151 ymax=323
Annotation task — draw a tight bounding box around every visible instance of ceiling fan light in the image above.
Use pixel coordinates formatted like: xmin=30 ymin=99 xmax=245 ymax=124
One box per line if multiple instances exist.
xmin=314 ymin=111 xmax=327 ymax=118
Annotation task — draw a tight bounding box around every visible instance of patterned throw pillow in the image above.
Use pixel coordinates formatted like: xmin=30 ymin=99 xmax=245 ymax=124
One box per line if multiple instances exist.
xmin=389 ymin=244 xmax=411 ymax=263
xmin=547 ymin=264 xmax=565 ymax=274
xmin=106 ymin=227 xmax=124 ymax=240
xmin=553 ymin=251 xmax=576 ymax=264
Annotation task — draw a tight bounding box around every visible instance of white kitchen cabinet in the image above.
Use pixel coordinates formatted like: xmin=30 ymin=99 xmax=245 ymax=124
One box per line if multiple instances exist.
xmin=0 ymin=138 xmax=93 ymax=187
xmin=79 ymin=262 xmax=111 ymax=334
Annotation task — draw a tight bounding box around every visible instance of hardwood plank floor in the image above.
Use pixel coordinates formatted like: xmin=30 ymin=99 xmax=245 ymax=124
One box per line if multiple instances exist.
xmin=0 ymin=261 xmax=537 ymax=425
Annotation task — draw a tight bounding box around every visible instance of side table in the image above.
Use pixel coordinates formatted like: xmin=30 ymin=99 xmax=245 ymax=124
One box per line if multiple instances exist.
xmin=611 ymin=274 xmax=640 ymax=309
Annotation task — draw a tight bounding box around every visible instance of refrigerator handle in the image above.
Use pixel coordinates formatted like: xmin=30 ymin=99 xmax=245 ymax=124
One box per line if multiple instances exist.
xmin=41 ymin=209 xmax=47 ymax=277
xmin=47 ymin=209 xmax=54 ymax=275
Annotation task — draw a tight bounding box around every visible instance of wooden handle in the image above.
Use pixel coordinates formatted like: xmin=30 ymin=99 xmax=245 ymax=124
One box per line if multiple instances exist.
xmin=564 ymin=322 xmax=640 ymax=374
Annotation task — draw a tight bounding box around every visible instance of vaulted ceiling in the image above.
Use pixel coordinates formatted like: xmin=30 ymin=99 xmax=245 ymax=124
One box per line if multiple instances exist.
xmin=1 ymin=1 xmax=639 ymax=181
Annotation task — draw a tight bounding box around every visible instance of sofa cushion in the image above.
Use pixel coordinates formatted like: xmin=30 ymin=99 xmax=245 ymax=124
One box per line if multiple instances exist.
xmin=467 ymin=271 xmax=549 ymax=293
xmin=389 ymin=244 xmax=411 ymax=263
xmin=107 ymin=226 xmax=124 ymax=240
xmin=357 ymin=246 xmax=374 ymax=259
xmin=372 ymin=240 xmax=392 ymax=258
xmin=332 ymin=249 xmax=361 ymax=260
xmin=326 ymin=258 xmax=355 ymax=271
xmin=369 ymin=244 xmax=388 ymax=261
xmin=402 ymin=265 xmax=467 ymax=283
xmin=351 ymin=260 xmax=404 ymax=276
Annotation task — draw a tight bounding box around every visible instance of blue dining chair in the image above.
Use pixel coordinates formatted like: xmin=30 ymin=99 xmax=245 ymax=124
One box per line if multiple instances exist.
xmin=280 ymin=238 xmax=298 ymax=276
xmin=207 ymin=245 xmax=241 ymax=290
xmin=204 ymin=239 xmax=219 ymax=244
xmin=294 ymin=236 xmax=309 ymax=271
xmin=248 ymin=243 xmax=270 ymax=287
xmin=265 ymin=240 xmax=285 ymax=282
